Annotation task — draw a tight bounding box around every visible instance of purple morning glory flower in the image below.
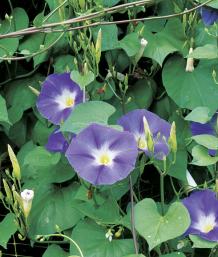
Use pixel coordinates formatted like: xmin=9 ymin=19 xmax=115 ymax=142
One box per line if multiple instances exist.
xmin=182 ymin=190 xmax=218 ymax=241
xmin=117 ymin=109 xmax=171 ymax=160
xmin=46 ymin=128 xmax=73 ymax=153
xmin=200 ymin=6 xmax=218 ymax=25
xmin=191 ymin=113 xmax=218 ymax=156
xmin=37 ymin=73 xmax=83 ymax=125
xmin=65 ymin=124 xmax=138 ymax=185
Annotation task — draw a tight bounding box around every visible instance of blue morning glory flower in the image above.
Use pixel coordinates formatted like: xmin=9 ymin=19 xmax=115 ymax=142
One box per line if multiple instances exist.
xmin=200 ymin=6 xmax=218 ymax=25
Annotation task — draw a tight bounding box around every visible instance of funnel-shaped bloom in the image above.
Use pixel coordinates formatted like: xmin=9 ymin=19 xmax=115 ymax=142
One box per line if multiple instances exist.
xmin=117 ymin=109 xmax=171 ymax=160
xmin=182 ymin=190 xmax=218 ymax=241
xmin=21 ymin=189 xmax=34 ymax=218
xmin=190 ymin=113 xmax=218 ymax=156
xmin=200 ymin=7 xmax=218 ymax=25
xmin=46 ymin=128 xmax=73 ymax=153
xmin=65 ymin=124 xmax=138 ymax=185
xmin=37 ymin=73 xmax=83 ymax=125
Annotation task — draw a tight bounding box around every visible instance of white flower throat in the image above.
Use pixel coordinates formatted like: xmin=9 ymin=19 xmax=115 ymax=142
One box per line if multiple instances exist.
xmin=92 ymin=145 xmax=117 ymax=166
xmin=55 ymin=89 xmax=76 ymax=109
xmin=194 ymin=213 xmax=216 ymax=234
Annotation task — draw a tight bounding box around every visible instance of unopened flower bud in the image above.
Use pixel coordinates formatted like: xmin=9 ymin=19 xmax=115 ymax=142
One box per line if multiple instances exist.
xmin=95 ymin=29 xmax=102 ymax=65
xmin=134 ymin=37 xmax=148 ymax=64
xmin=168 ymin=121 xmax=177 ymax=155
xmin=5 ymin=14 xmax=10 ymax=20
xmin=143 ymin=116 xmax=154 ymax=153
xmin=3 ymin=179 xmax=13 ymax=203
xmin=8 ymin=144 xmax=21 ymax=180
xmin=115 ymin=227 xmax=123 ymax=238
xmin=79 ymin=0 xmax=86 ymax=9
xmin=185 ymin=47 xmax=194 ymax=72
xmin=29 ymin=86 xmax=40 ymax=96
xmin=21 ymin=189 xmax=34 ymax=218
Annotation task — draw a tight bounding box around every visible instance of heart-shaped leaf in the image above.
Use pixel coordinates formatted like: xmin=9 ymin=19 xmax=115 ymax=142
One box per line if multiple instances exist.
xmin=162 ymin=56 xmax=218 ymax=113
xmin=135 ymin=198 xmax=190 ymax=250
xmin=70 ymin=219 xmax=135 ymax=257
xmin=61 ymin=101 xmax=119 ymax=134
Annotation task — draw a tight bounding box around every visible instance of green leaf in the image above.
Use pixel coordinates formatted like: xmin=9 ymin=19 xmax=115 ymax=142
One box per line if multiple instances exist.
xmin=61 ymin=101 xmax=117 ymax=134
xmin=42 ymin=244 xmax=69 ymax=257
xmin=0 ymin=38 xmax=19 ymax=61
xmin=190 ymin=235 xmax=217 ymax=248
xmin=75 ymin=197 xmax=122 ymax=224
xmin=102 ymin=0 xmax=120 ymax=7
xmin=167 ymin=150 xmax=188 ymax=181
xmin=5 ymin=74 xmax=44 ymax=124
xmin=135 ymin=199 xmax=190 ymax=250
xmin=189 ymin=44 xmax=218 ymax=59
xmin=53 ymin=54 xmax=76 ymax=73
xmin=92 ymin=25 xmax=118 ymax=51
xmin=140 ymin=19 xmax=186 ymax=66
xmin=24 ymin=146 xmax=60 ymax=167
xmin=8 ymin=118 xmax=27 ymax=147
xmin=0 ymin=95 xmax=10 ymax=126
xmin=129 ymin=79 xmax=156 ymax=109
xmin=19 ymin=34 xmax=45 ymax=55
xmin=162 ymin=56 xmax=218 ymax=113
xmin=12 ymin=8 xmax=29 ymax=31
xmin=123 ymin=254 xmax=145 ymax=257
xmin=28 ymin=184 xmax=83 ymax=237
xmin=160 ymin=253 xmax=186 ymax=257
xmin=0 ymin=213 xmax=17 ymax=249
xmin=191 ymin=145 xmax=218 ymax=166
xmin=185 ymin=107 xmax=213 ymax=124
xmin=71 ymin=70 xmax=95 ymax=89
xmin=70 ymin=219 xmax=135 ymax=257
xmin=32 ymin=121 xmax=54 ymax=146
xmin=119 ymin=33 xmax=141 ymax=57
xmin=18 ymin=143 xmax=75 ymax=188
xmin=192 ymin=135 xmax=218 ymax=150
xmin=196 ymin=0 xmax=218 ymax=9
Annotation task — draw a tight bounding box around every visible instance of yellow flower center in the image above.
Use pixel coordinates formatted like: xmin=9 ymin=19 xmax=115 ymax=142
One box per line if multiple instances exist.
xmin=202 ymin=224 xmax=215 ymax=233
xmin=99 ymin=154 xmax=111 ymax=165
xmin=137 ymin=137 xmax=147 ymax=149
xmin=65 ymin=97 xmax=74 ymax=107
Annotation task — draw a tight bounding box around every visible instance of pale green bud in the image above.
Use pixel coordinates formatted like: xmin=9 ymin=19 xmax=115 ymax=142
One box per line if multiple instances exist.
xmin=79 ymin=0 xmax=86 ymax=9
xmin=185 ymin=47 xmax=194 ymax=72
xmin=29 ymin=86 xmax=40 ymax=96
xmin=168 ymin=121 xmax=177 ymax=154
xmin=134 ymin=38 xmax=148 ymax=64
xmin=143 ymin=116 xmax=154 ymax=153
xmin=95 ymin=29 xmax=102 ymax=65
xmin=8 ymin=144 xmax=21 ymax=180
xmin=3 ymin=179 xmax=13 ymax=204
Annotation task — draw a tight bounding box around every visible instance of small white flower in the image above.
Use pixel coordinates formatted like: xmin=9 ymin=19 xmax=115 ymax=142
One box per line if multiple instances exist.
xmin=21 ymin=189 xmax=34 ymax=218
xmin=185 ymin=47 xmax=194 ymax=72
xmin=21 ymin=189 xmax=34 ymax=201
xmin=140 ymin=38 xmax=148 ymax=47
xmin=105 ymin=229 xmax=113 ymax=242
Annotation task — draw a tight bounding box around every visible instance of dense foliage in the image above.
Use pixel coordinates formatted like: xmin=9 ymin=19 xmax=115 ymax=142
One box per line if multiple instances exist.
xmin=0 ymin=0 xmax=218 ymax=257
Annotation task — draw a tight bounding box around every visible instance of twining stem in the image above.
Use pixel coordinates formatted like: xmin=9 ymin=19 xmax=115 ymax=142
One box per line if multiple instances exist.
xmin=129 ymin=175 xmax=139 ymax=254
xmin=160 ymin=173 xmax=165 ymax=216
xmin=0 ymin=0 xmax=213 ymax=39
xmin=120 ymin=88 xmax=139 ymax=254
xmin=37 ymin=233 xmax=84 ymax=257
